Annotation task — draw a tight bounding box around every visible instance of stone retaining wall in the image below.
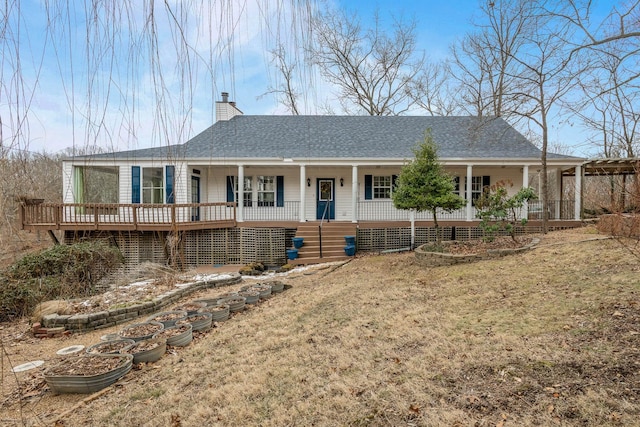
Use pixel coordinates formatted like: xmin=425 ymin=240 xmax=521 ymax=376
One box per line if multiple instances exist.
xmin=414 ymin=238 xmax=540 ymax=267
xmin=41 ymin=274 xmax=242 ymax=331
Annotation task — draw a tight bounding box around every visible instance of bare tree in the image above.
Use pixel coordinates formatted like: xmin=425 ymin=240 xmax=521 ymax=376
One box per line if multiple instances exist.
xmin=574 ymin=55 xmax=640 ymax=158
xmin=261 ymin=45 xmax=302 ymax=115
xmin=507 ymin=11 xmax=579 ymax=233
xmin=310 ymin=9 xmax=424 ymax=115
xmin=448 ymin=0 xmax=534 ymax=118
xmin=553 ymin=0 xmax=640 ymax=90
xmin=407 ymin=62 xmax=461 ymax=116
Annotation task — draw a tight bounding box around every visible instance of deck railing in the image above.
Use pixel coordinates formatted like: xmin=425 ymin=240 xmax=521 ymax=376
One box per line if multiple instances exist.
xmin=20 ymin=202 xmax=237 ymax=231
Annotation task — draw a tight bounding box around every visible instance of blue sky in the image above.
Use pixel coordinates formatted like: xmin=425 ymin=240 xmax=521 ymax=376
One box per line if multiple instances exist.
xmin=1 ymin=0 xmax=606 ymax=156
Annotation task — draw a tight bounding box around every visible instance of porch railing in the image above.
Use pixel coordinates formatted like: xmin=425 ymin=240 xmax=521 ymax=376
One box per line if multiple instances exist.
xmin=357 ymin=200 xmax=469 ymax=221
xmin=242 ymin=201 xmax=300 ymax=221
xmin=20 ymin=202 xmax=237 ymax=231
xmin=357 ymin=199 xmax=576 ymax=221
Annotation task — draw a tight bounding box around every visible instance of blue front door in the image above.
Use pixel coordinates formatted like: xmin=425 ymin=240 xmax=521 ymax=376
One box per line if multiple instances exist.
xmin=191 ymin=176 xmax=200 ymax=220
xmin=316 ymin=178 xmax=335 ymax=220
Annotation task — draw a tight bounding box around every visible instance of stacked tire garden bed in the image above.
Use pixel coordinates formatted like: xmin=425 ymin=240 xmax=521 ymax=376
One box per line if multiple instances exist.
xmin=44 ymin=278 xmax=289 ymax=394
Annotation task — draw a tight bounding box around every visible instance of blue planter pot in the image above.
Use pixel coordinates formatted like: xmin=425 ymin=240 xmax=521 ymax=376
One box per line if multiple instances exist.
xmin=286 ymin=248 xmax=299 ymax=260
xmin=344 ymin=235 xmax=356 ymax=246
xmin=292 ymin=237 xmax=304 ymax=249
xmin=344 ymin=244 xmax=356 ymax=256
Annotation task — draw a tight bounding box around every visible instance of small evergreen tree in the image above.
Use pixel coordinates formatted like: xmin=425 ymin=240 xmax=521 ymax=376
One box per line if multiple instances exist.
xmin=392 ymin=131 xmax=466 ymax=244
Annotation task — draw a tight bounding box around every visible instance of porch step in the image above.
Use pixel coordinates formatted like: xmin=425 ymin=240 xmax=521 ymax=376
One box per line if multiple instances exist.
xmin=290 ymin=222 xmax=357 ymax=265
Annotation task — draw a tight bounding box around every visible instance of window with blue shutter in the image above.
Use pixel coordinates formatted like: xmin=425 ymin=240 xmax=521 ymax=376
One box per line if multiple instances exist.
xmin=166 ymin=165 xmax=175 ymax=204
xmin=226 ymin=176 xmax=234 ymax=203
xmin=131 ymin=166 xmax=140 ymax=203
xmin=364 ymin=175 xmax=372 ymax=200
xmin=276 ymin=176 xmax=284 ymax=207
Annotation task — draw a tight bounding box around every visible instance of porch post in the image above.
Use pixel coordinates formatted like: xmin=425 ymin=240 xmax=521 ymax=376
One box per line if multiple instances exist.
xmin=574 ymin=164 xmax=582 ymax=220
xmin=522 ymin=165 xmax=529 ymax=219
xmin=554 ymin=168 xmax=562 ymax=219
xmin=238 ymin=165 xmax=244 ymax=222
xmin=299 ymin=165 xmax=306 ymax=222
xmin=466 ymin=164 xmax=473 ymax=221
xmin=351 ymin=165 xmax=358 ymax=222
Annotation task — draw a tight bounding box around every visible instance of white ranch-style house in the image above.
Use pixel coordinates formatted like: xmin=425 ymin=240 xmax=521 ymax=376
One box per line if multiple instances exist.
xmin=21 ymin=93 xmax=585 ymax=268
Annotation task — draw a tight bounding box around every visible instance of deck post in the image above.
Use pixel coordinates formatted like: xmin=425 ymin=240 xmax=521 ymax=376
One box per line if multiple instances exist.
xmin=466 ymin=164 xmax=473 ymax=221
xmin=351 ymin=165 xmax=358 ymax=223
xmin=238 ymin=165 xmax=244 ymax=222
xmin=299 ymin=165 xmax=306 ymax=222
xmin=522 ymin=165 xmax=529 ymax=219
xmin=574 ymin=164 xmax=582 ymax=220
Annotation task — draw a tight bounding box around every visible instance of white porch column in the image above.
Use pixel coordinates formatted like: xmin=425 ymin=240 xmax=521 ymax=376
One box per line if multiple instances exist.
xmin=237 ymin=165 xmax=244 ymax=222
xmin=554 ymin=168 xmax=562 ymax=219
xmin=351 ymin=165 xmax=358 ymax=222
xmin=466 ymin=164 xmax=473 ymax=221
xmin=299 ymin=165 xmax=306 ymax=222
xmin=574 ymin=164 xmax=582 ymax=220
xmin=522 ymin=165 xmax=529 ymax=219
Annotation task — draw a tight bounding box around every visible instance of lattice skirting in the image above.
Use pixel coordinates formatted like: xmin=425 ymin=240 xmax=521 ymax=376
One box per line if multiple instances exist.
xmin=64 ymin=228 xmax=296 ymax=271
xmin=64 ymin=225 xmax=578 ymax=269
xmin=356 ymin=225 xmax=576 ymax=252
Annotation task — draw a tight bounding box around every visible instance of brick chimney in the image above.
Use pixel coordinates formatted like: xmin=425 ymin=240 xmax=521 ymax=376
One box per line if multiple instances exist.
xmin=215 ymin=92 xmax=243 ymax=122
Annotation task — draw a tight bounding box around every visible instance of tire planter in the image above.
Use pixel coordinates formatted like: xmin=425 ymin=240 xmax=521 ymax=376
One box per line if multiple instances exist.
xmin=124 ymin=338 xmax=166 ymax=364
xmin=172 ymin=302 xmax=207 ymax=315
xmin=292 ymin=237 xmax=304 ymax=249
xmin=119 ymin=321 xmax=164 ymax=342
xmin=252 ymin=283 xmax=272 ymax=299
xmin=286 ymin=248 xmax=299 ymax=260
xmin=147 ymin=310 xmax=188 ymax=328
xmin=200 ymin=304 xmax=230 ymax=322
xmin=344 ymin=235 xmax=356 ymax=246
xmin=193 ymin=298 xmax=219 ymax=307
xmin=344 ymin=244 xmax=356 ymax=256
xmin=177 ymin=312 xmax=213 ymax=332
xmin=154 ymin=324 xmax=193 ymax=347
xmin=86 ymin=339 xmax=135 ymax=355
xmin=268 ymin=280 xmax=285 ymax=293
xmin=223 ymin=296 xmax=246 ymax=313
xmin=44 ymin=354 xmax=133 ymax=394
xmin=239 ymin=290 xmax=260 ymax=304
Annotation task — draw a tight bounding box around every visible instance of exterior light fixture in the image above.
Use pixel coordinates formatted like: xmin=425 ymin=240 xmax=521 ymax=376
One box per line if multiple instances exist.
xmin=340 ymin=178 xmax=344 ymax=187
xmin=307 ymin=178 xmax=311 ymax=187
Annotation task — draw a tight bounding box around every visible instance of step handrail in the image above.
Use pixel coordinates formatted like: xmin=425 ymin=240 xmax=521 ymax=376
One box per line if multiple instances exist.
xmin=318 ymin=200 xmax=331 ymax=258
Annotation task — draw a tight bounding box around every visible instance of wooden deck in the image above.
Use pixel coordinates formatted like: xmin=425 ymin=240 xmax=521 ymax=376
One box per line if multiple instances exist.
xmin=19 ymin=201 xmax=583 ymax=234
xmin=19 ymin=202 xmax=237 ymax=232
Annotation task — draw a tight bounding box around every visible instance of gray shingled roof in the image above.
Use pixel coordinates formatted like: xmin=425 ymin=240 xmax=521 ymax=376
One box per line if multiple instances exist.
xmin=82 ymin=115 xmax=581 ymax=161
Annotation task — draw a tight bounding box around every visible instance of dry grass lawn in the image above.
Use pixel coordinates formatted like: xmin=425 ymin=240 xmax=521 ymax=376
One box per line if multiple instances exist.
xmin=1 ymin=228 xmax=639 ymax=426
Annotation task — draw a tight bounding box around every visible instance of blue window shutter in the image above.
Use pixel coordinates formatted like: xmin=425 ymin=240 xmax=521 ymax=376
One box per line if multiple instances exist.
xmin=166 ymin=165 xmax=175 ymax=204
xmin=276 ymin=176 xmax=284 ymax=207
xmin=226 ymin=176 xmax=234 ymax=203
xmin=131 ymin=166 xmax=140 ymax=204
xmin=364 ymin=175 xmax=372 ymax=200
xmin=482 ymin=175 xmax=490 ymax=191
